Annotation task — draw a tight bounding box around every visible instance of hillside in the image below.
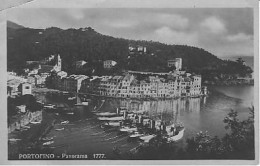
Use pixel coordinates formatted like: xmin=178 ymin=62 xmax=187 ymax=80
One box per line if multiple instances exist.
xmin=7 ymin=21 xmax=251 ymax=79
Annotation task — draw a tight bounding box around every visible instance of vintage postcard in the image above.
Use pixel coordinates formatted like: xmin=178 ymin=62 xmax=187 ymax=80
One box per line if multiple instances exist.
xmin=0 ymin=0 xmax=258 ymax=165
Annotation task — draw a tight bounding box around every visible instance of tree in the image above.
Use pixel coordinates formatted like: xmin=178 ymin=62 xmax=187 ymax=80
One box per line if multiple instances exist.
xmin=186 ymin=107 xmax=255 ymax=159
xmin=130 ymin=107 xmax=255 ymax=160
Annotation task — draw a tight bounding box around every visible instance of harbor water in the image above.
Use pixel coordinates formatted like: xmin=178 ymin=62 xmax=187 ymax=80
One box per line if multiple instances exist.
xmin=10 ymin=85 xmax=254 ymax=159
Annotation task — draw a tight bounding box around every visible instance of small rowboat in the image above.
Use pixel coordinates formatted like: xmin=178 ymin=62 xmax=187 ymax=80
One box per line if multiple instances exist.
xmin=55 ymin=128 xmax=64 ymax=131
xmin=43 ymin=141 xmax=54 ymax=146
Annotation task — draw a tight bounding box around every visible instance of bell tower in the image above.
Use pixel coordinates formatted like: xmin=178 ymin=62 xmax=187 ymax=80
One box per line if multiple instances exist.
xmin=56 ymin=54 xmax=62 ymax=71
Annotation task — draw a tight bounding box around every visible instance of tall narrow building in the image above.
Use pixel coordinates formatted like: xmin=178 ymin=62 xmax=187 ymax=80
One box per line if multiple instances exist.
xmin=54 ymin=54 xmax=62 ymax=72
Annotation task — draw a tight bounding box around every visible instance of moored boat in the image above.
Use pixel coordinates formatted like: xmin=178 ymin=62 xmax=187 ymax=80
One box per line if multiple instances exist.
xmin=129 ymin=132 xmax=144 ymax=138
xmin=68 ymin=97 xmax=76 ymax=100
xmin=55 ymin=128 xmax=65 ymax=131
xmin=66 ymin=112 xmax=74 ymax=115
xmin=44 ymin=104 xmax=56 ymax=109
xmin=43 ymin=141 xmax=54 ymax=146
xmin=119 ymin=126 xmax=138 ymax=133
xmin=41 ymin=137 xmax=54 ymax=141
xmin=98 ymin=116 xmax=124 ymax=121
xmin=30 ymin=121 xmax=41 ymax=124
xmin=61 ymin=120 xmax=69 ymax=124
xmin=139 ymin=134 xmax=156 ymax=143
xmin=9 ymin=138 xmax=22 ymax=142
xmin=167 ymin=128 xmax=185 ymax=142
xmin=95 ymin=112 xmax=117 ymax=117
xmin=82 ymin=101 xmax=88 ymax=105
xmin=103 ymin=121 xmax=122 ymax=127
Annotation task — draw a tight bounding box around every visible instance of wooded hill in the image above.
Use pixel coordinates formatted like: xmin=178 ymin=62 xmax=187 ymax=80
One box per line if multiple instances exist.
xmin=7 ymin=21 xmax=252 ymax=78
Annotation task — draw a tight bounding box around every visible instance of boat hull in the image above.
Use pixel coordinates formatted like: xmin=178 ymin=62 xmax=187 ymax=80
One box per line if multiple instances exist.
xmin=167 ymin=128 xmax=185 ymax=142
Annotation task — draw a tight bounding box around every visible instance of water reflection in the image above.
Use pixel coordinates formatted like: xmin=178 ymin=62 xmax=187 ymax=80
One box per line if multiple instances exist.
xmin=104 ymin=97 xmax=206 ymax=126
xmin=36 ymin=86 xmax=251 ymax=138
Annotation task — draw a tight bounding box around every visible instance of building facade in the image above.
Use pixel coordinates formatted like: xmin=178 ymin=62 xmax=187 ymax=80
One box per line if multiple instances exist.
xmin=78 ymin=72 xmax=203 ymax=99
xmin=167 ymin=58 xmax=182 ymax=70
xmin=103 ymin=60 xmax=117 ymax=69
xmin=60 ymin=75 xmax=88 ymax=92
xmin=18 ymin=83 xmax=32 ymax=96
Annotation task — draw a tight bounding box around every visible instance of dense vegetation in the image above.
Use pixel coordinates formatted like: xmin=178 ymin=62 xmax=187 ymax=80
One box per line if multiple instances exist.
xmin=7 ymin=21 xmax=253 ymax=81
xmin=128 ymin=107 xmax=255 ymax=160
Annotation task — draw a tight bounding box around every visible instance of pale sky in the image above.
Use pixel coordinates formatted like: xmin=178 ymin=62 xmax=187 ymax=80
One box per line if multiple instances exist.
xmin=7 ymin=8 xmax=254 ymax=58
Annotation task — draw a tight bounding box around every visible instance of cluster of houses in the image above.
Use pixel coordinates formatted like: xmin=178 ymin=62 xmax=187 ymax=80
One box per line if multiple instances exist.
xmin=128 ymin=45 xmax=147 ymax=55
xmin=167 ymin=58 xmax=182 ymax=71
xmin=8 ymin=54 xmax=207 ymax=99
xmin=46 ymin=70 xmax=206 ymax=99
xmin=7 ymin=55 xmax=62 ymax=97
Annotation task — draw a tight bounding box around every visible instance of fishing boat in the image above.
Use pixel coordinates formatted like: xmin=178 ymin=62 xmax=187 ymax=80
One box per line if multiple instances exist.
xmin=82 ymin=101 xmax=88 ymax=105
xmin=43 ymin=141 xmax=54 ymax=146
xmin=68 ymin=96 xmax=76 ymax=100
xmin=66 ymin=112 xmax=74 ymax=115
xmin=36 ymin=100 xmax=44 ymax=105
xmin=167 ymin=128 xmax=185 ymax=142
xmin=61 ymin=120 xmax=69 ymax=124
xmin=98 ymin=116 xmax=124 ymax=121
xmin=44 ymin=104 xmax=56 ymax=109
xmin=129 ymin=132 xmax=144 ymax=138
xmin=55 ymin=128 xmax=65 ymax=131
xmin=95 ymin=112 xmax=118 ymax=117
xmin=139 ymin=134 xmax=156 ymax=143
xmin=103 ymin=121 xmax=122 ymax=127
xmin=119 ymin=126 xmax=138 ymax=133
xmin=9 ymin=138 xmax=21 ymax=142
xmin=41 ymin=137 xmax=54 ymax=141
xmin=74 ymin=103 xmax=84 ymax=106
xmin=30 ymin=121 xmax=41 ymax=124
xmin=22 ymin=125 xmax=30 ymax=129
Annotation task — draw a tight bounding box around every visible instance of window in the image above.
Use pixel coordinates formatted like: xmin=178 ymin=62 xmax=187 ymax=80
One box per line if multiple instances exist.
xmin=25 ymin=86 xmax=30 ymax=89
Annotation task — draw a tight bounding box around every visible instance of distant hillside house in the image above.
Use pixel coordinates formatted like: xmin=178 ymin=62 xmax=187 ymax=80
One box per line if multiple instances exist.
xmin=137 ymin=46 xmax=147 ymax=53
xmin=104 ymin=60 xmax=117 ymax=69
xmin=75 ymin=60 xmax=87 ymax=69
xmin=168 ymin=58 xmax=182 ymax=70
xmin=128 ymin=46 xmax=135 ymax=51
xmin=47 ymin=55 xmax=55 ymax=62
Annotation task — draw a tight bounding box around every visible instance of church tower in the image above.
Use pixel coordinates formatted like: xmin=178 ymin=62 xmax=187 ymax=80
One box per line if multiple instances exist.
xmin=54 ymin=54 xmax=62 ymax=72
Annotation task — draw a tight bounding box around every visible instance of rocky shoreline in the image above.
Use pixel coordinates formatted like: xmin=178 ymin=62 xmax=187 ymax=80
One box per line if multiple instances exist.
xmin=8 ymin=111 xmax=56 ymax=159
xmin=203 ymin=79 xmax=254 ymax=86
